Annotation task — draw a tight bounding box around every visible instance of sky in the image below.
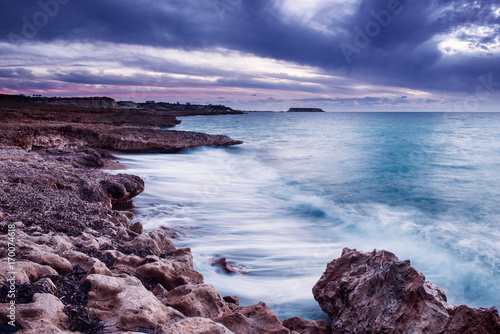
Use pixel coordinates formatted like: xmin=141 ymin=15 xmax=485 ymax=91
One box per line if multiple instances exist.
xmin=0 ymin=0 xmax=499 ymax=111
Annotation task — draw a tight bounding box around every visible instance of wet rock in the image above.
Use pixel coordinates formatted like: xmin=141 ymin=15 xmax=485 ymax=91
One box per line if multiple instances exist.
xmin=282 ymin=317 xmax=331 ymax=334
xmin=85 ymin=273 xmax=184 ymax=331
xmin=160 ymin=317 xmax=235 ymax=334
xmin=211 ymin=257 xmax=246 ymax=274
xmin=312 ymin=247 xmax=500 ymax=334
xmin=214 ymin=301 xmax=290 ymax=334
xmin=165 ymin=284 xmax=230 ymax=318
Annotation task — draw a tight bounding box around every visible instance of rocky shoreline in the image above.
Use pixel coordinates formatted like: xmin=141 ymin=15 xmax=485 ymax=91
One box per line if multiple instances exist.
xmin=0 ymin=102 xmax=499 ymax=333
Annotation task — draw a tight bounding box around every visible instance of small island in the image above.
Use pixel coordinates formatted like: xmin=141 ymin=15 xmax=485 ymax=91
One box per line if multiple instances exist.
xmin=287 ymin=108 xmax=324 ymax=112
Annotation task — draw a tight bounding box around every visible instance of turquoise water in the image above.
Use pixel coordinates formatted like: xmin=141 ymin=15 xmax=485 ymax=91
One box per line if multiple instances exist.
xmin=117 ymin=112 xmax=500 ymax=320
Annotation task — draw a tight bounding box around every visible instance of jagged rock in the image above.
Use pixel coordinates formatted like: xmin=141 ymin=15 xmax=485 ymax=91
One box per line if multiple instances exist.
xmin=107 ymin=250 xmax=144 ymax=268
xmin=211 ymin=257 xmax=246 ymax=274
xmin=160 ymin=317 xmax=235 ymax=334
xmin=166 ymin=248 xmax=194 ymax=268
xmin=282 ymin=317 xmax=331 ymax=334
xmin=150 ymin=229 xmax=177 ymax=254
xmin=214 ymin=302 xmax=290 ymax=334
xmin=312 ymin=248 xmax=500 ymax=334
xmin=164 ymin=284 xmax=230 ymax=318
xmin=136 ymin=257 xmax=204 ymax=290
xmin=223 ymin=296 xmax=239 ymax=306
xmin=85 ymin=274 xmax=184 ymax=331
xmin=445 ymin=305 xmax=500 ymax=333
xmin=121 ymin=234 xmax=163 ymax=256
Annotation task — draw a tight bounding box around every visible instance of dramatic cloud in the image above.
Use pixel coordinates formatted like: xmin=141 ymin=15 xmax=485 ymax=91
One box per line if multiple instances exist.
xmin=0 ymin=0 xmax=499 ymax=110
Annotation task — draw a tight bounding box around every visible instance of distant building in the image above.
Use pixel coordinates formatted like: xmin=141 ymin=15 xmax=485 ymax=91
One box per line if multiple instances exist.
xmin=145 ymin=100 xmax=156 ymax=104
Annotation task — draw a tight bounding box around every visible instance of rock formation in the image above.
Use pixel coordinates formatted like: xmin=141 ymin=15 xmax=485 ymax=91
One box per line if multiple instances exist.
xmin=313 ymin=247 xmax=500 ymax=333
xmin=287 ymin=108 xmax=324 ymax=112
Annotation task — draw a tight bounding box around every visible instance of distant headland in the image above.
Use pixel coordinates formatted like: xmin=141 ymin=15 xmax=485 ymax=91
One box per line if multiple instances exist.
xmin=287 ymin=107 xmax=324 ymax=112
xmin=0 ymin=93 xmax=244 ymax=116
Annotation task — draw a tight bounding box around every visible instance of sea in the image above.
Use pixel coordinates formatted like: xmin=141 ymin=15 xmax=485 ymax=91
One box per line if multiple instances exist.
xmin=114 ymin=112 xmax=500 ymax=320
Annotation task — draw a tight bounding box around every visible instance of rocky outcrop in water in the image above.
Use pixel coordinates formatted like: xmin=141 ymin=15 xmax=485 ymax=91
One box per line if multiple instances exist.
xmin=313 ymin=247 xmax=500 ymax=333
xmin=287 ymin=108 xmax=324 ymax=112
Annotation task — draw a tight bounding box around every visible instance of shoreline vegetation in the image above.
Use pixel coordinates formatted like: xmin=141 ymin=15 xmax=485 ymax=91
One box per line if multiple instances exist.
xmin=0 ymin=94 xmax=499 ymax=333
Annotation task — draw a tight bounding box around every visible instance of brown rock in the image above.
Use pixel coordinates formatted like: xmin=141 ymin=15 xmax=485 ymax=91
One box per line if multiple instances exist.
xmin=149 ymin=229 xmax=177 ymax=254
xmin=14 ymin=293 xmax=68 ymax=330
xmin=0 ymin=259 xmax=58 ymax=284
xmin=85 ymin=273 xmax=184 ymax=331
xmin=23 ymin=251 xmax=73 ymax=273
xmin=282 ymin=317 xmax=331 ymax=334
xmin=165 ymin=284 xmax=230 ymax=318
xmin=160 ymin=317 xmax=235 ymax=334
xmin=445 ymin=305 xmax=500 ymax=333
xmin=84 ymin=260 xmax=114 ymax=277
xmin=312 ymin=247 xmax=500 ymax=334
xmin=33 ymin=277 xmax=58 ymax=296
xmin=121 ymin=234 xmax=162 ymax=256
xmin=136 ymin=258 xmax=204 ymax=290
xmin=211 ymin=257 xmax=246 ymax=274
xmin=130 ymin=221 xmax=143 ymax=234
xmin=167 ymin=248 xmax=194 ymax=268
xmin=63 ymin=250 xmax=96 ymax=271
xmin=0 ymin=122 xmax=243 ymax=153
xmin=215 ymin=302 xmax=290 ymax=334
xmin=223 ymin=296 xmax=240 ymax=306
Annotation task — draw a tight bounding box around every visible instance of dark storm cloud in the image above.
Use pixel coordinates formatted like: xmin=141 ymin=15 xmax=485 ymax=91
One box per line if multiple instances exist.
xmin=0 ymin=68 xmax=33 ymax=78
xmin=0 ymin=0 xmax=499 ymax=96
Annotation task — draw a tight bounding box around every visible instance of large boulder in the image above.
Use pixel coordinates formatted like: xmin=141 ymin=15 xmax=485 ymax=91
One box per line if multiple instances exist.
xmin=313 ymin=248 xmax=500 ymax=333
xmin=85 ymin=274 xmax=184 ymax=331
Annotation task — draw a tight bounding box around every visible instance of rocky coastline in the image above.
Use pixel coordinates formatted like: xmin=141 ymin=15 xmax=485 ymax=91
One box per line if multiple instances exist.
xmin=0 ymin=100 xmax=499 ymax=333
